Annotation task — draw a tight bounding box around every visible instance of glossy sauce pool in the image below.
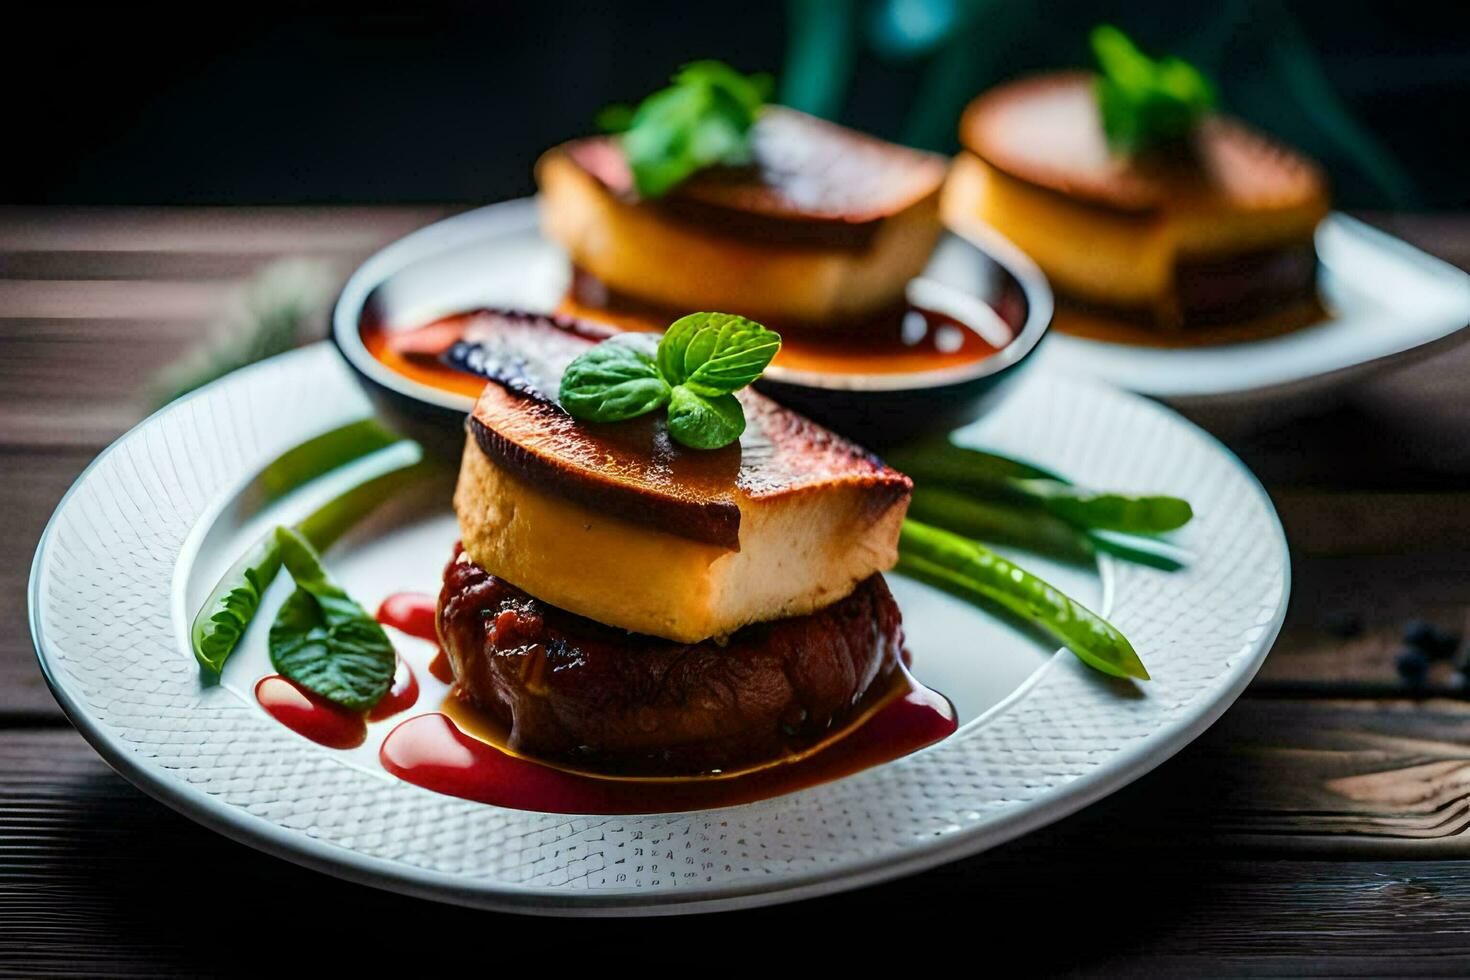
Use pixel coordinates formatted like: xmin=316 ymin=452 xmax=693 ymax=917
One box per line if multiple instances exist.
xmin=360 ymin=294 xmax=1011 ymax=398
xmin=381 ymin=664 xmax=956 ymax=815
xmin=252 ymin=591 xmax=958 ymax=815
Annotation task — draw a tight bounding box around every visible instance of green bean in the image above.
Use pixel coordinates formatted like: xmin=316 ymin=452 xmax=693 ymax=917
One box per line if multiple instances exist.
xmin=258 ymin=418 xmax=400 ymax=499
xmin=908 ymin=486 xmax=1095 ymax=563
xmin=192 ymin=437 xmax=429 ymax=676
xmin=897 ymin=520 xmax=1150 ymax=681
xmin=889 ymin=440 xmax=1193 ymax=537
xmin=885 ymin=440 xmax=1063 ymax=487
xmin=1087 ymin=529 xmax=1193 ymax=571
xmin=1015 ymin=479 xmax=1193 ymax=534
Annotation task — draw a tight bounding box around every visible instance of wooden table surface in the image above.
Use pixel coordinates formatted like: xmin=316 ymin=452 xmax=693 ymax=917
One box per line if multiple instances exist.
xmin=3 ymin=207 xmax=1469 ymax=975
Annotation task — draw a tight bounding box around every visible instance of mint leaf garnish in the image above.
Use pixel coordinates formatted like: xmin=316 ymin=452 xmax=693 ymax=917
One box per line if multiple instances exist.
xmin=558 ymin=312 xmax=781 ymax=450
xmin=603 ymin=59 xmax=772 ymax=198
xmin=667 ymin=386 xmax=746 ymax=450
xmin=268 ymin=526 xmax=395 ymax=711
xmin=1091 ymin=25 xmax=1215 ymax=154
xmin=558 ymin=333 xmax=671 ymax=422
xmin=658 ymin=311 xmax=783 ymax=395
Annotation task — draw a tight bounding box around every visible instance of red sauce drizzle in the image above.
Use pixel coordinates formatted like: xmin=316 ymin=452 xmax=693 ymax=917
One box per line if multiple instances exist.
xmin=426 ymin=649 xmax=455 ymax=684
xmin=379 ymin=671 xmax=957 ymax=815
xmin=376 ymin=592 xmax=438 ymax=642
xmin=367 ymin=657 xmax=420 ymax=722
xmin=254 ymin=675 xmax=367 ymax=750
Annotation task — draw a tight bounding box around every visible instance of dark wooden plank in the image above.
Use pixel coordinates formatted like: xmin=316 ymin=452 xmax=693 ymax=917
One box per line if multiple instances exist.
xmin=0 ymin=318 xmax=216 ymax=449
xmin=0 ymin=205 xmax=460 ymax=253
xmin=0 ymin=450 xmax=92 ymax=718
xmin=0 ymin=247 xmax=375 ymax=281
xmin=1257 ymin=549 xmax=1470 ymax=694
xmin=4 ymin=726 xmax=1470 ymax=975
xmin=1132 ymin=698 xmax=1470 ymax=852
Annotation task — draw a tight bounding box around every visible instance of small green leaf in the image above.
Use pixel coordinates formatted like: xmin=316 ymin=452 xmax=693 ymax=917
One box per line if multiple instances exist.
xmin=667 ymin=385 xmax=745 ymax=450
xmin=555 ymin=312 xmax=776 ymax=451
xmin=268 ymin=527 xmax=395 ymax=711
xmin=657 ymin=312 xmax=781 ymax=395
xmin=605 ymin=59 xmax=770 ymax=198
xmin=673 ymin=59 xmax=773 ymax=112
xmin=559 ymin=333 xmax=671 ymax=422
xmin=1090 ymin=24 xmax=1215 ymax=154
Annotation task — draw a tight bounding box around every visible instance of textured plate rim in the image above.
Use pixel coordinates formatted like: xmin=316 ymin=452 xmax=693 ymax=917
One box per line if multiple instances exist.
xmin=30 ymin=344 xmax=1288 ymax=917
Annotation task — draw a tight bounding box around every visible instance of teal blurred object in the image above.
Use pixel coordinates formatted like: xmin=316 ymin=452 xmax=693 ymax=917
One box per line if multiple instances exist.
xmin=782 ymin=0 xmax=1422 ymax=207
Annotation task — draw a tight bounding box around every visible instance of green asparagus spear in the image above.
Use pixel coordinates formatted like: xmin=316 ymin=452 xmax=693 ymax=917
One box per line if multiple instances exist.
xmin=192 ymin=437 xmax=429 ymax=676
xmin=897 ymin=519 xmax=1150 ymax=681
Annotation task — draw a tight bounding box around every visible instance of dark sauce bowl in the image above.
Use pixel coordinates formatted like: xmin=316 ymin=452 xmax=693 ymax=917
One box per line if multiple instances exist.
xmin=332 ymin=198 xmax=1052 ymax=453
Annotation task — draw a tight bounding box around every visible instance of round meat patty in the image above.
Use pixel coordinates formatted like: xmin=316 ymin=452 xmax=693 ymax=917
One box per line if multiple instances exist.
xmin=436 ymin=545 xmax=904 ymax=775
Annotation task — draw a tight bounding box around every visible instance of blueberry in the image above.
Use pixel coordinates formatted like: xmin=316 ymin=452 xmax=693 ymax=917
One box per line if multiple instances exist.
xmin=1396 ymin=648 xmax=1430 ymax=684
xmin=1405 ymin=620 xmax=1461 ymax=659
xmin=1405 ymin=619 xmax=1438 ymax=647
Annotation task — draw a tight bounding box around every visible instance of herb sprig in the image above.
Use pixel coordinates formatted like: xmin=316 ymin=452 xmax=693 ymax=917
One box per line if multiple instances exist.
xmin=559 ymin=312 xmax=781 ymax=450
xmin=1091 ymin=24 xmax=1215 ymax=154
xmin=599 ymin=60 xmax=772 ymax=198
xmin=268 ymin=527 xmax=396 ymax=711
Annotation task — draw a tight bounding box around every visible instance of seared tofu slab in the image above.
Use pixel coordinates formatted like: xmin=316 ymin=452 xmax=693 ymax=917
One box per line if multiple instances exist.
xmin=537 ymin=107 xmax=947 ymax=327
xmin=449 ymin=311 xmax=911 ymax=642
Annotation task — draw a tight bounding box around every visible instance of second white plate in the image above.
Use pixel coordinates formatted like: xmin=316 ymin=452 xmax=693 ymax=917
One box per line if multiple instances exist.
xmin=1036 ymin=214 xmax=1470 ymax=408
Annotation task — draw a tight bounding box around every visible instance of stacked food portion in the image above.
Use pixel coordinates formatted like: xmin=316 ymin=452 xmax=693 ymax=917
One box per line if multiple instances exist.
xmin=436 ymin=311 xmax=916 ymax=774
xmin=538 ymin=62 xmax=949 ymax=331
xmin=944 ymin=27 xmax=1329 ymax=331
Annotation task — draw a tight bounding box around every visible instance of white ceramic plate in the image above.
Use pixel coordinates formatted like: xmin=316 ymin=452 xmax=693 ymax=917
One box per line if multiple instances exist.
xmin=31 ymin=341 xmax=1287 ymax=915
xmin=1036 ymin=214 xmax=1470 ymax=408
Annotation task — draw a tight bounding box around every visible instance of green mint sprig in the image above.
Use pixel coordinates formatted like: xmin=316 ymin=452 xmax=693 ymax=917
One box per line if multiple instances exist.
xmin=598 ymin=59 xmax=772 ymax=198
xmin=558 ymin=312 xmax=782 ymax=450
xmin=1091 ymin=24 xmax=1215 ymax=155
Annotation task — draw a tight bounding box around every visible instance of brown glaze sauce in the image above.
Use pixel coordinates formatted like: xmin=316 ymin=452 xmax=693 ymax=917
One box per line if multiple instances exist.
xmin=257 ymin=591 xmax=958 ymax=814
xmin=381 ymin=664 xmax=956 ymax=815
xmin=359 ymin=284 xmax=1010 ymax=402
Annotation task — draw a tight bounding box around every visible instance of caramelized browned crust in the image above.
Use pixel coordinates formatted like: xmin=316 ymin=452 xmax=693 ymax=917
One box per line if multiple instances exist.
xmin=437 ymin=545 xmax=904 ymax=775
xmin=560 ymin=107 xmax=948 ymax=247
xmin=959 ymin=71 xmax=1327 ymax=215
xmin=463 ymin=311 xmax=911 ymax=550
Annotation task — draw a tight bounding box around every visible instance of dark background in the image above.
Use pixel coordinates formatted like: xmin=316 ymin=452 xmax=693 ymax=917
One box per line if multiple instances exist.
xmin=6 ymin=1 xmax=1468 ymax=208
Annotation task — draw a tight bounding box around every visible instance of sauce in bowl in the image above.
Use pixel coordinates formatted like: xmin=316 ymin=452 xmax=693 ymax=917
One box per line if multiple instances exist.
xmin=360 ymin=284 xmax=1018 ymax=402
